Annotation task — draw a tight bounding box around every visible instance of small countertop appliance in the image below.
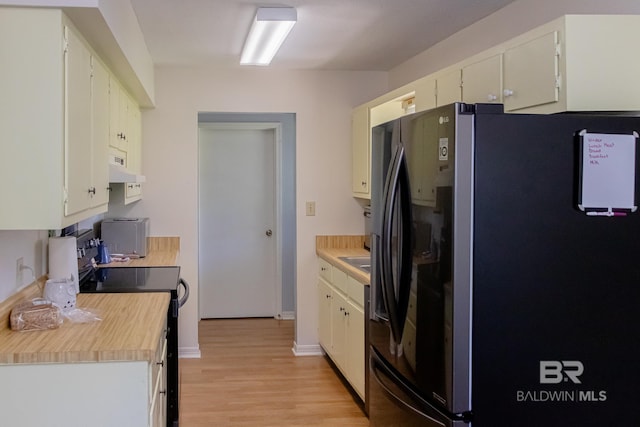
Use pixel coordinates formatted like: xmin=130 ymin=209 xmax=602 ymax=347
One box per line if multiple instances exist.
xmin=101 ymin=217 xmax=149 ymax=257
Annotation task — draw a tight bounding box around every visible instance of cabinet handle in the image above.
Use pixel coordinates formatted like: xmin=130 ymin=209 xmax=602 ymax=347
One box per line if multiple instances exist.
xmin=88 ymin=187 xmax=96 ymax=195
xmin=321 ymin=267 xmax=327 ymax=271
xmin=487 ymin=94 xmax=498 ymax=102
xmin=128 ymin=184 xmax=134 ymax=189
xmin=325 ymin=294 xmax=331 ymax=299
xmin=344 ymin=311 xmax=349 ymax=317
xmin=503 ymin=89 xmax=514 ymax=97
xmin=159 ymin=390 xmax=166 ymax=395
xmin=339 ymin=307 xmax=344 ymax=312
xmin=361 ymin=181 xmax=367 ymax=186
xmin=156 ymin=361 xmax=164 ymax=367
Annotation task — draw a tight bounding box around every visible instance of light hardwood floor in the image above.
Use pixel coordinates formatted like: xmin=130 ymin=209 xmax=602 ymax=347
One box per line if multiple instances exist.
xmin=179 ymin=318 xmax=369 ymax=427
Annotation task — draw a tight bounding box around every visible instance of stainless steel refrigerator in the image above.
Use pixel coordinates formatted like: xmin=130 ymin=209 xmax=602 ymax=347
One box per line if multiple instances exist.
xmin=368 ymin=103 xmax=640 ymax=427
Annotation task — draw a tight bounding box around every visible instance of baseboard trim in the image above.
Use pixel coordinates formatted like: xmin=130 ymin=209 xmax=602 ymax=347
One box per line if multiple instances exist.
xmin=179 ymin=346 xmax=202 ymax=359
xmin=277 ymin=311 xmax=295 ymax=320
xmin=292 ymin=341 xmax=323 ymax=356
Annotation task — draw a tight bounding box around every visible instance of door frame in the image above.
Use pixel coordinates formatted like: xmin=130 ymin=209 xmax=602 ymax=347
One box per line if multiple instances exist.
xmin=197 ymin=122 xmax=283 ymax=318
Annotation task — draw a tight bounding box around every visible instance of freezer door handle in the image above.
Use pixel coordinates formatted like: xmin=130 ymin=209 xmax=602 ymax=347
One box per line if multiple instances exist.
xmin=371 ymin=349 xmax=462 ymax=426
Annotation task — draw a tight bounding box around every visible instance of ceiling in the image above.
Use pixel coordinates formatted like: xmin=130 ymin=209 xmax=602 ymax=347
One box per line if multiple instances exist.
xmin=129 ymin=0 xmax=517 ymax=71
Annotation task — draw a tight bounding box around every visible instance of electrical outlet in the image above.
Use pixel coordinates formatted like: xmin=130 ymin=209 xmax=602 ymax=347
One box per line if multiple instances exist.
xmin=306 ymin=201 xmax=316 ymax=216
xmin=16 ymin=257 xmax=23 ymax=287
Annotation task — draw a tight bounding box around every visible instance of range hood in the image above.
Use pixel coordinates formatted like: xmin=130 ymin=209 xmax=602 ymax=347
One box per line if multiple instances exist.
xmin=109 ymin=163 xmax=146 ymax=183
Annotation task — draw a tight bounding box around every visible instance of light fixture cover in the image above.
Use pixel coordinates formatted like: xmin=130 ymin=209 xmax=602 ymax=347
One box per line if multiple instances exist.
xmin=240 ymin=7 xmax=297 ymax=66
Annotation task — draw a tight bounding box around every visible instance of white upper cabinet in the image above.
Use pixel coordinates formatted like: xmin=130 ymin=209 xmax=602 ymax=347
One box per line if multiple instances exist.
xmin=502 ymin=15 xmax=640 ymax=113
xmin=124 ymin=101 xmax=143 ymax=203
xmin=0 ymin=8 xmax=110 ymax=229
xmin=462 ymin=54 xmax=503 ymax=104
xmin=502 ymin=31 xmax=559 ymax=112
xmin=560 ymin=15 xmax=640 ymax=112
xmin=91 ymin=56 xmax=111 ymax=208
xmin=109 ymin=76 xmax=128 ymax=157
xmin=65 ymin=24 xmax=96 ymax=217
xmin=351 ymin=104 xmax=370 ymax=198
xmin=436 ymin=69 xmax=462 ymax=106
xmin=414 ymin=76 xmax=436 ymax=113
xmin=0 ymin=7 xmax=141 ymax=229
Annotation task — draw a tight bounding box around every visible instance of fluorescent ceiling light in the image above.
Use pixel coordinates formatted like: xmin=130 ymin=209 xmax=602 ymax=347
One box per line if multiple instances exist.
xmin=240 ymin=7 xmax=297 ymax=66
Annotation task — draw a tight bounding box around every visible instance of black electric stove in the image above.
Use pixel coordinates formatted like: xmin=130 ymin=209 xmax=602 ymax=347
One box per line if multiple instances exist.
xmin=80 ymin=264 xmax=188 ymax=427
xmin=80 ymin=266 xmax=181 ymax=293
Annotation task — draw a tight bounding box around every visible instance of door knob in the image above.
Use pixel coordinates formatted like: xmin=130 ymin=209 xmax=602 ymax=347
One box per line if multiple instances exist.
xmin=266 ymin=229 xmax=273 ymax=237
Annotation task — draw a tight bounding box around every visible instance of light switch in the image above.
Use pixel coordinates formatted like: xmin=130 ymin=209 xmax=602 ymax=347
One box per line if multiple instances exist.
xmin=306 ymin=201 xmax=316 ymax=216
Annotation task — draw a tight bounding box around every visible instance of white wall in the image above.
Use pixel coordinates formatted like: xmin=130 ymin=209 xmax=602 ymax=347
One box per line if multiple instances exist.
xmin=110 ymin=67 xmax=388 ymax=352
xmin=0 ymin=231 xmax=48 ymax=302
xmin=389 ymin=0 xmax=640 ymax=90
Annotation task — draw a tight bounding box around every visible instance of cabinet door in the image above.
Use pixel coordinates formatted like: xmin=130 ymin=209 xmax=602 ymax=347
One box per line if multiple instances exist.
xmin=406 ymin=116 xmax=424 ymax=200
xmin=408 ymin=115 xmax=438 ymax=206
xmin=346 ymin=299 xmax=365 ymax=399
xmin=109 ymin=76 xmax=123 ymax=152
xmin=414 ymin=76 xmax=436 ymax=113
xmin=503 ymin=31 xmax=559 ymax=112
xmin=436 ymin=69 xmax=462 ymax=106
xmin=118 ymin=85 xmax=130 ymax=153
xmin=462 ymin=54 xmax=502 ymax=104
xmin=331 ymin=290 xmax=348 ymax=371
xmin=125 ymin=101 xmax=142 ymax=201
xmin=151 ymin=339 xmax=167 ymax=427
xmin=65 ymin=25 xmax=93 ymax=216
xmin=351 ymin=104 xmax=370 ymax=197
xmin=318 ymin=278 xmax=333 ymax=351
xmin=91 ymin=56 xmax=110 ymax=207
xmin=109 ymin=78 xmax=131 ymax=155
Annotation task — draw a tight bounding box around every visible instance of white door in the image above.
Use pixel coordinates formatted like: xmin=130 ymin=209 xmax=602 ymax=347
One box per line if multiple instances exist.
xmin=198 ymin=126 xmax=278 ymax=318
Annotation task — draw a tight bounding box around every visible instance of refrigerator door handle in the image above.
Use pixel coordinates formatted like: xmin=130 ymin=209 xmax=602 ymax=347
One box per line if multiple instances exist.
xmin=380 ymin=143 xmax=414 ymax=346
xmin=371 ymin=350 xmax=450 ymax=426
xmin=380 ymin=144 xmax=403 ymax=344
xmin=396 ymin=143 xmax=413 ymax=335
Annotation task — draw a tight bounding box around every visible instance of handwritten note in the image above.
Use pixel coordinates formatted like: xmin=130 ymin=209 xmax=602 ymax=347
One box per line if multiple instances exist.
xmin=579 ymin=131 xmax=637 ymax=211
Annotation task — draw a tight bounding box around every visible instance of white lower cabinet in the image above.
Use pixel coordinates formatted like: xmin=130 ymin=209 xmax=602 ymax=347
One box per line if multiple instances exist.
xmin=317 ymin=258 xmax=367 ymax=399
xmin=150 ymin=337 xmax=168 ymax=427
xmin=0 ymin=334 xmax=167 ymax=427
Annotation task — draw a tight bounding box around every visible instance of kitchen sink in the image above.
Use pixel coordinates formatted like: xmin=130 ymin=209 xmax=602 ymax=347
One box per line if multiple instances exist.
xmin=339 ymin=256 xmax=371 ymax=274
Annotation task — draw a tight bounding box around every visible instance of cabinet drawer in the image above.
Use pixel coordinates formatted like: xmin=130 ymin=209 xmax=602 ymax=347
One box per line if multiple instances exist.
xmin=319 ymin=258 xmax=332 ymax=282
xmin=150 ymin=335 xmax=167 ymax=402
xmin=347 ymin=276 xmax=365 ymax=307
xmin=332 ymin=267 xmax=348 ymax=294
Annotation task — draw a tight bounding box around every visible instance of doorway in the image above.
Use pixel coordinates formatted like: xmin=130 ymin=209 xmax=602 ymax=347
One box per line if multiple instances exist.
xmin=198 ymin=123 xmax=282 ymax=318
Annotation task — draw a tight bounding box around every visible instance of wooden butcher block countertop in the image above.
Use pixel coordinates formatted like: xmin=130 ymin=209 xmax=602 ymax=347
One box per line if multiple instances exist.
xmin=316 ymin=235 xmax=370 ymax=284
xmin=0 ymin=292 xmax=169 ymax=365
xmin=100 ymin=236 xmax=180 ymax=267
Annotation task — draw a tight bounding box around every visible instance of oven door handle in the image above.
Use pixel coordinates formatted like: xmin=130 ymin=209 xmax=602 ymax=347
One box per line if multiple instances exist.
xmin=178 ymin=278 xmax=190 ymax=308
